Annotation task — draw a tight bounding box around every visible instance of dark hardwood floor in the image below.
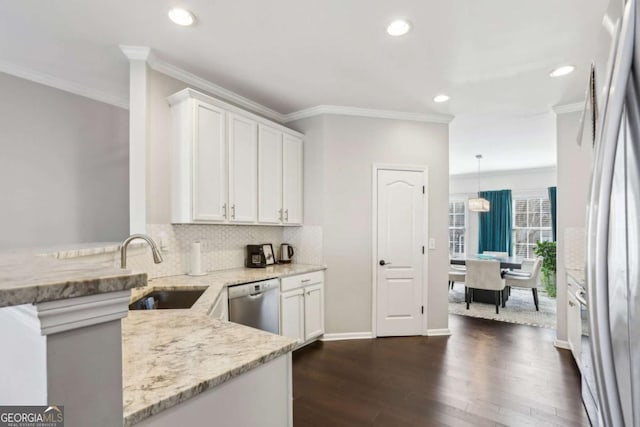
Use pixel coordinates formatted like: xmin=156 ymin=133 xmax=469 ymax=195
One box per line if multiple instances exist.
xmin=292 ymin=314 xmax=589 ymax=427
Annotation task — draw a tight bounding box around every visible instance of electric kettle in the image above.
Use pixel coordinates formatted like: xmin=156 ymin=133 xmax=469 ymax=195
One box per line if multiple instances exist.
xmin=279 ymin=244 xmax=294 ymax=263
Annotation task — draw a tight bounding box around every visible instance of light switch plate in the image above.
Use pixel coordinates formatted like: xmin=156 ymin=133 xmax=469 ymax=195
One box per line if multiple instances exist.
xmin=428 ymin=238 xmax=436 ymax=250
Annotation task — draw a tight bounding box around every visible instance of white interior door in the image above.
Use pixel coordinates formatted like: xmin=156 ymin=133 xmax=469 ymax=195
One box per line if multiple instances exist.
xmin=376 ymin=169 xmax=424 ymax=336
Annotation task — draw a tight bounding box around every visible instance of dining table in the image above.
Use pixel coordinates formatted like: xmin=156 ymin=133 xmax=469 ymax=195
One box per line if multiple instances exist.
xmin=450 ymin=255 xmax=524 ymax=304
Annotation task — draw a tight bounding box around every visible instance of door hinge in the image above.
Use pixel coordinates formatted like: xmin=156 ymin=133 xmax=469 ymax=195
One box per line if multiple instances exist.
xmin=422 ymin=186 xmax=425 ymax=194
xmin=422 ymin=246 xmax=425 ymax=254
xmin=421 ymin=306 xmax=424 ymax=314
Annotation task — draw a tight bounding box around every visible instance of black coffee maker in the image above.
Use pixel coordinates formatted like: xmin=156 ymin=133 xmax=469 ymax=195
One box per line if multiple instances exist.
xmin=245 ymin=245 xmax=267 ymax=268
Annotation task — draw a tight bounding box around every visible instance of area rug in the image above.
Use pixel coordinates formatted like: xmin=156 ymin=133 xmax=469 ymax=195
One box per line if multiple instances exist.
xmin=448 ymin=285 xmax=557 ymax=329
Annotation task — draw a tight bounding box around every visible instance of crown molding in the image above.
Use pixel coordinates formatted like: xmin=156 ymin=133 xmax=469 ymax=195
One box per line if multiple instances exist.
xmin=123 ymin=47 xmax=286 ymax=122
xmin=283 ymin=104 xmax=454 ymax=124
xmin=0 ymin=60 xmax=129 ymax=109
xmin=450 ymin=165 xmax=557 ymax=179
xmin=119 ymin=45 xmax=151 ymax=61
xmin=552 ymin=102 xmax=584 ymax=114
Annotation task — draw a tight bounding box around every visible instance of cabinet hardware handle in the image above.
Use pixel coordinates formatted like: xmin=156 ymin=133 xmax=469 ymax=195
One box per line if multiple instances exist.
xmin=278 ymin=208 xmax=283 ymax=221
xmin=222 ymin=203 xmax=227 ymax=218
xmin=285 ymin=209 xmax=289 ymax=222
xmin=231 ymin=204 xmax=236 ymax=219
xmin=575 ymin=290 xmax=587 ymax=306
xmin=301 ymin=279 xmax=311 ymax=283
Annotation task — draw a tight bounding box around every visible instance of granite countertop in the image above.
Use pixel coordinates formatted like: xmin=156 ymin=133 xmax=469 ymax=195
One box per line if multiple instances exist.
xmin=566 ymin=268 xmax=585 ymax=287
xmin=122 ymin=311 xmax=297 ymax=426
xmin=0 ymin=250 xmax=147 ymax=308
xmin=122 ymin=263 xmax=326 ymax=426
xmin=130 ymin=263 xmax=327 ymax=314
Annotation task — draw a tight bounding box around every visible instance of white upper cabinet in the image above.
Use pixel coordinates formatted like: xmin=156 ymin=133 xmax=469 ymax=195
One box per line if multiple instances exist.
xmin=228 ymin=113 xmax=258 ymax=223
xmin=283 ymin=134 xmax=303 ymax=225
xmin=171 ymin=98 xmax=227 ymax=223
xmin=258 ymin=125 xmax=283 ymax=224
xmin=169 ymin=88 xmax=303 ymax=226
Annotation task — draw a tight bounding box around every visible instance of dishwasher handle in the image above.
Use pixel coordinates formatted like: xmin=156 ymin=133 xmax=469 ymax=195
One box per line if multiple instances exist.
xmin=227 ymin=279 xmax=280 ymax=300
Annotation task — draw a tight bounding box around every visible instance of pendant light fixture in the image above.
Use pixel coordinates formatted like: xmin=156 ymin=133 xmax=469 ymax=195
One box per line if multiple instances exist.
xmin=468 ymin=154 xmax=490 ymax=212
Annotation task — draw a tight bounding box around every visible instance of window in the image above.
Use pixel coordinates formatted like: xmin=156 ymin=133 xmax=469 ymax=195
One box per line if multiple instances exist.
xmin=448 ymin=201 xmax=466 ymax=256
xmin=512 ymin=196 xmax=553 ymax=258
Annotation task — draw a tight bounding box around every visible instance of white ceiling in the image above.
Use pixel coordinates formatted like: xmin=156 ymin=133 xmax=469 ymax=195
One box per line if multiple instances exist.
xmin=1 ymin=0 xmax=611 ymax=175
xmin=0 ymin=0 xmax=609 ymax=117
xmin=450 ymin=112 xmax=557 ymax=175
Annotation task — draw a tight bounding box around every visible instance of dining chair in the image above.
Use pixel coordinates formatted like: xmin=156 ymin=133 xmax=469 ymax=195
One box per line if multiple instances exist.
xmin=465 ymin=259 xmax=506 ymax=314
xmin=448 ymin=269 xmax=466 ymax=290
xmin=503 ymin=257 xmax=543 ymax=311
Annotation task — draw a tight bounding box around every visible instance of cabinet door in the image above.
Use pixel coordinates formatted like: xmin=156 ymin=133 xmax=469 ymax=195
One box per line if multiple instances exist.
xmin=304 ymin=283 xmax=324 ymax=341
xmin=281 ymin=289 xmax=304 ymax=343
xmin=258 ymin=125 xmax=283 ymax=224
xmin=567 ymin=290 xmax=582 ymax=368
xmin=193 ymin=101 xmax=227 ymax=222
xmin=228 ymin=113 xmax=258 ymax=223
xmin=282 ymin=134 xmax=303 ymax=225
xmin=210 ymin=289 xmax=229 ymax=321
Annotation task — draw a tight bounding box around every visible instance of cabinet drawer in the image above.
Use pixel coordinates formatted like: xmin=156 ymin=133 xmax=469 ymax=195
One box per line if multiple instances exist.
xmin=281 ymin=271 xmax=324 ymax=292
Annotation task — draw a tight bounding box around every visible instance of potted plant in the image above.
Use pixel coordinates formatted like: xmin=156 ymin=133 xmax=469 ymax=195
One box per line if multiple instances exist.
xmin=534 ymin=240 xmax=557 ymax=297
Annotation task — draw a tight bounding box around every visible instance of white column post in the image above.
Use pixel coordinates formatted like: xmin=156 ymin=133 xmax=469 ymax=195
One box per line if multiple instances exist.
xmin=120 ymin=46 xmax=151 ymax=235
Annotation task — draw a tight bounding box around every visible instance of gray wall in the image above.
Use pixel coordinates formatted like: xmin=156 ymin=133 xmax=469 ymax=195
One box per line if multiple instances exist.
xmin=290 ymin=115 xmax=450 ymax=334
xmin=556 ymin=110 xmax=591 ymax=342
xmin=0 ymin=73 xmax=129 ymax=250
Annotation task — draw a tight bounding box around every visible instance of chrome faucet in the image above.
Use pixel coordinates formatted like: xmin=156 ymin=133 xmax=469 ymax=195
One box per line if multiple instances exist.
xmin=120 ymin=234 xmax=163 ymax=269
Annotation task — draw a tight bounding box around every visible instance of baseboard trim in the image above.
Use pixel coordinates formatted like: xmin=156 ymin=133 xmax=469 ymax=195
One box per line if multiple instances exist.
xmin=426 ymin=328 xmax=452 ymax=337
xmin=554 ymin=339 xmax=571 ymax=350
xmin=320 ymin=332 xmax=374 ymax=341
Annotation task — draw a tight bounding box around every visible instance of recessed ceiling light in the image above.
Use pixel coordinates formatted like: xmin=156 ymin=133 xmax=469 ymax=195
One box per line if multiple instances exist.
xmin=549 ymin=65 xmax=575 ymax=77
xmin=168 ymin=8 xmax=195 ymax=26
xmin=433 ymin=94 xmax=450 ymax=103
xmin=387 ymin=19 xmax=412 ymax=36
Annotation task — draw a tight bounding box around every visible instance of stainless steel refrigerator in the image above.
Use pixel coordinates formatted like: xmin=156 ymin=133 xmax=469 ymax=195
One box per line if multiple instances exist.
xmin=584 ymin=0 xmax=640 ymax=425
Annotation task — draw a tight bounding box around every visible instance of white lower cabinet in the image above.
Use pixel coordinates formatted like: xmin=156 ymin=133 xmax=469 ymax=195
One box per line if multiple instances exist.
xmin=567 ymin=278 xmax=582 ymax=369
xmin=281 ymin=288 xmax=305 ymax=344
xmin=280 ymin=271 xmax=324 ymax=346
xmin=304 ymin=284 xmax=324 ymax=341
xmin=211 ymin=288 xmax=229 ymax=321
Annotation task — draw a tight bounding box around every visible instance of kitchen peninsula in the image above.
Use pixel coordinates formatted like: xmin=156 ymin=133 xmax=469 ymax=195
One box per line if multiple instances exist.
xmin=0 ymin=246 xmax=323 ymax=426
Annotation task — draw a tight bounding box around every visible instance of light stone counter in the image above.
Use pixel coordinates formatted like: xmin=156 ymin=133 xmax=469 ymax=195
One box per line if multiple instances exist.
xmin=0 ymin=250 xmax=146 ymax=307
xmin=122 ymin=263 xmax=325 ymax=425
xmin=122 ymin=311 xmax=297 ymax=426
xmin=130 ymin=263 xmax=327 ymax=315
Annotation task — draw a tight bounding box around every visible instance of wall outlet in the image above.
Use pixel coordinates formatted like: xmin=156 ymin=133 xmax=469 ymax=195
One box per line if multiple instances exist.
xmin=428 ymin=238 xmax=436 ymax=250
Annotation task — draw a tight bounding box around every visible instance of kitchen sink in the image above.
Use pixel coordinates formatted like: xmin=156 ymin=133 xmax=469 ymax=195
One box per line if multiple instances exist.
xmin=129 ymin=289 xmax=206 ymax=310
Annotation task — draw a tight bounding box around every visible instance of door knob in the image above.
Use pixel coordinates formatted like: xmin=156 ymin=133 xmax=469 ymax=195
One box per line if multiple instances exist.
xmin=379 ymin=260 xmax=391 ymax=266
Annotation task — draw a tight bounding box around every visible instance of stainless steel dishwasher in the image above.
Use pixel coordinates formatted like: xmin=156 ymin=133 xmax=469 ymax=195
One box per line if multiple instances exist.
xmin=228 ymin=279 xmax=280 ymax=334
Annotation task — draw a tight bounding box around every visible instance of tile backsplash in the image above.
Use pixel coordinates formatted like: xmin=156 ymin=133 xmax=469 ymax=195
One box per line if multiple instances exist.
xmin=51 ymin=224 xmax=324 ymax=279
xmin=283 ymin=225 xmax=323 ymax=265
